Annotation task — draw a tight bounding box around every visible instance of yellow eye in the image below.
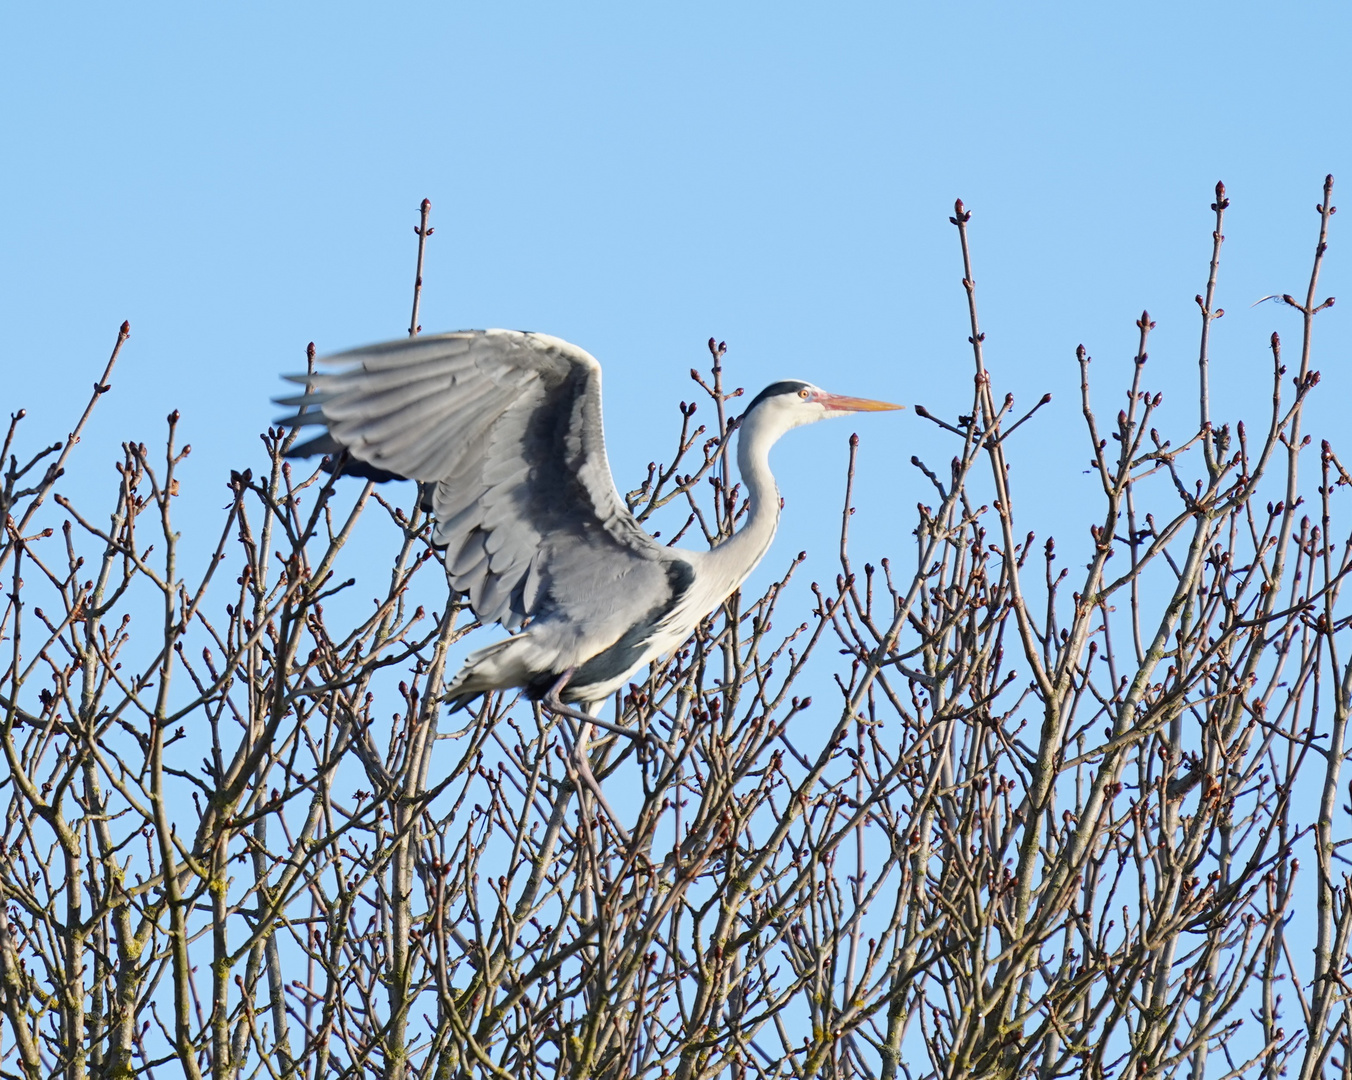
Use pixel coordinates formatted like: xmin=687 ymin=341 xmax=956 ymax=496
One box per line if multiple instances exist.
xmin=799 ymin=388 xmax=811 ymax=399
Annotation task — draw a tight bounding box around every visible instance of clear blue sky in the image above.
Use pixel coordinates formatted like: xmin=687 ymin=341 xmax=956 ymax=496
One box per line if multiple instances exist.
xmin=2 ymin=0 xmax=1348 ymax=589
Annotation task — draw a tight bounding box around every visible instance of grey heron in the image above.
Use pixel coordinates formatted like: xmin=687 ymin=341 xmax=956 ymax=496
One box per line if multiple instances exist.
xmin=278 ymin=329 xmax=899 ymax=726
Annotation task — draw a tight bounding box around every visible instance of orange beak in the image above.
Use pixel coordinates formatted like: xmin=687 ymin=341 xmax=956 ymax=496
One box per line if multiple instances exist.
xmin=816 ymin=392 xmax=904 ymax=413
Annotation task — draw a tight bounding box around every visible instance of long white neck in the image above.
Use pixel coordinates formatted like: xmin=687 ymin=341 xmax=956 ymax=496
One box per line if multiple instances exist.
xmin=701 ymin=408 xmax=785 ymax=599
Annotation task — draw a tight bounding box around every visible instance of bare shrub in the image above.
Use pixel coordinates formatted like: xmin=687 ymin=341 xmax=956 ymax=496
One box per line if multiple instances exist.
xmin=0 ymin=181 xmax=1346 ymax=1079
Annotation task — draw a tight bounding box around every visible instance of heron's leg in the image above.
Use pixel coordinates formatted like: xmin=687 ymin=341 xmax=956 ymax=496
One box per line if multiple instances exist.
xmin=542 ymin=674 xmax=680 ymax=765
xmin=539 ymin=694 xmax=598 ymax=727
xmin=541 ymin=671 xmax=632 ymax=846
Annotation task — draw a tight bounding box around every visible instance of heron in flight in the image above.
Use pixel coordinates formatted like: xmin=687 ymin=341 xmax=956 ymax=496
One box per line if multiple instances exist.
xmin=278 ymin=329 xmax=898 ymax=730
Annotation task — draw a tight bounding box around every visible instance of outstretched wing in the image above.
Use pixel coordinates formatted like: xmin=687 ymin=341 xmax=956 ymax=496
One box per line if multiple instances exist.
xmin=276 ymin=330 xmax=674 ymax=632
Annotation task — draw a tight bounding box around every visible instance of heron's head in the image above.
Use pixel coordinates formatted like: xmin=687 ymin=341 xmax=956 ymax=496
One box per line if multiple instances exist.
xmin=741 ymin=380 xmax=902 ymax=440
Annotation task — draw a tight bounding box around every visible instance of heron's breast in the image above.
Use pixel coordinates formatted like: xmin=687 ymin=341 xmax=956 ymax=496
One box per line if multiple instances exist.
xmin=559 ymin=559 xmax=697 ymax=699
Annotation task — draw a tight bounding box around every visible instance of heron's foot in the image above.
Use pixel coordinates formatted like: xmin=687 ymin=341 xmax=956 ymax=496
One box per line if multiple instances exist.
xmin=561 ymin=740 xmax=632 ymax=845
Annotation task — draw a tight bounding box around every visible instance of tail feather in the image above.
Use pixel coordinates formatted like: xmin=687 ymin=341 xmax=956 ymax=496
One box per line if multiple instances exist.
xmin=446 ymin=689 xmax=484 ymax=714
xmin=444 ymin=635 xmax=526 ymax=712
